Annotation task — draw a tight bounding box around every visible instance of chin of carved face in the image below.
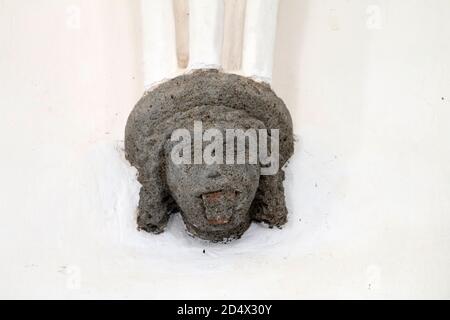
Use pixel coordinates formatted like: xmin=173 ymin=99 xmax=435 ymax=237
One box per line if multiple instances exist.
xmin=166 ymin=161 xmax=260 ymax=242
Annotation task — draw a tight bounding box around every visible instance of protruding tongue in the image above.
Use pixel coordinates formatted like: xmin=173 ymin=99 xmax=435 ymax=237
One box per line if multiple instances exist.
xmin=201 ymin=191 xmax=236 ymax=225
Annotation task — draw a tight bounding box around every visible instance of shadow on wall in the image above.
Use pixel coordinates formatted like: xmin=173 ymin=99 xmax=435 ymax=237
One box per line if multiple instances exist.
xmin=272 ymin=0 xmax=310 ymax=130
xmin=272 ymin=0 xmax=371 ymax=244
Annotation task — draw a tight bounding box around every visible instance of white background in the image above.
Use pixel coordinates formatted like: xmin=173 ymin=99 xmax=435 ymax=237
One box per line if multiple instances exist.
xmin=1 ymin=0 xmax=449 ymax=299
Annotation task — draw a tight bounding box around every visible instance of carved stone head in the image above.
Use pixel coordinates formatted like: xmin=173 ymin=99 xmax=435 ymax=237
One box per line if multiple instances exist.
xmin=125 ymin=70 xmax=294 ymax=242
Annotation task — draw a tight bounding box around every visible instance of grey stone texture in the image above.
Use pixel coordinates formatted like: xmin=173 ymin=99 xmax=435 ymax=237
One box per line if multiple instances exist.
xmin=125 ymin=70 xmax=294 ymax=242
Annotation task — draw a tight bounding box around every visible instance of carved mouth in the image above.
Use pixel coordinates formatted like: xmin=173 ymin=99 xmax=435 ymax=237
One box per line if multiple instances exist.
xmin=200 ymin=190 xmax=239 ymax=225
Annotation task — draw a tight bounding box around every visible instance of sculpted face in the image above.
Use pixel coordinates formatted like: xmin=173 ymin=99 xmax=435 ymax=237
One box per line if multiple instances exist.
xmin=125 ymin=71 xmax=294 ymax=242
xmin=165 ymin=123 xmax=261 ymax=242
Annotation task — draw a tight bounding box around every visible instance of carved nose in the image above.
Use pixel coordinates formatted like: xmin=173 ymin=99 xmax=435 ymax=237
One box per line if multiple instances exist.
xmin=206 ymin=169 xmax=221 ymax=179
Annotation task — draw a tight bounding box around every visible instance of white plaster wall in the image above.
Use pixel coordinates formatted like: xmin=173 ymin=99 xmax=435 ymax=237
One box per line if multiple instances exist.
xmin=1 ymin=0 xmax=450 ymax=299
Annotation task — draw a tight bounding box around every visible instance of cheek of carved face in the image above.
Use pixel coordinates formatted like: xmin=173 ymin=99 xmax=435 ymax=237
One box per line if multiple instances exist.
xmin=166 ymin=161 xmax=260 ymax=239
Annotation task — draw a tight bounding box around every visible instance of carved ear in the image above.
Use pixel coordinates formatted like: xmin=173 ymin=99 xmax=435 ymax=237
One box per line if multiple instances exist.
xmin=250 ymin=170 xmax=288 ymax=227
xmin=134 ymin=147 xmax=176 ymax=234
xmin=136 ymin=186 xmax=171 ymax=234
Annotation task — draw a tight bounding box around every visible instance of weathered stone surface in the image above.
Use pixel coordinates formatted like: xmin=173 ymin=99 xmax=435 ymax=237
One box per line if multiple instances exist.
xmin=125 ymin=70 xmax=294 ymax=242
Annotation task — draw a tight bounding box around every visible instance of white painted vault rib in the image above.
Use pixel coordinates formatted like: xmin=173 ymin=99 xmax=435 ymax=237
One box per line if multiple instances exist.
xmin=140 ymin=0 xmax=280 ymax=89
